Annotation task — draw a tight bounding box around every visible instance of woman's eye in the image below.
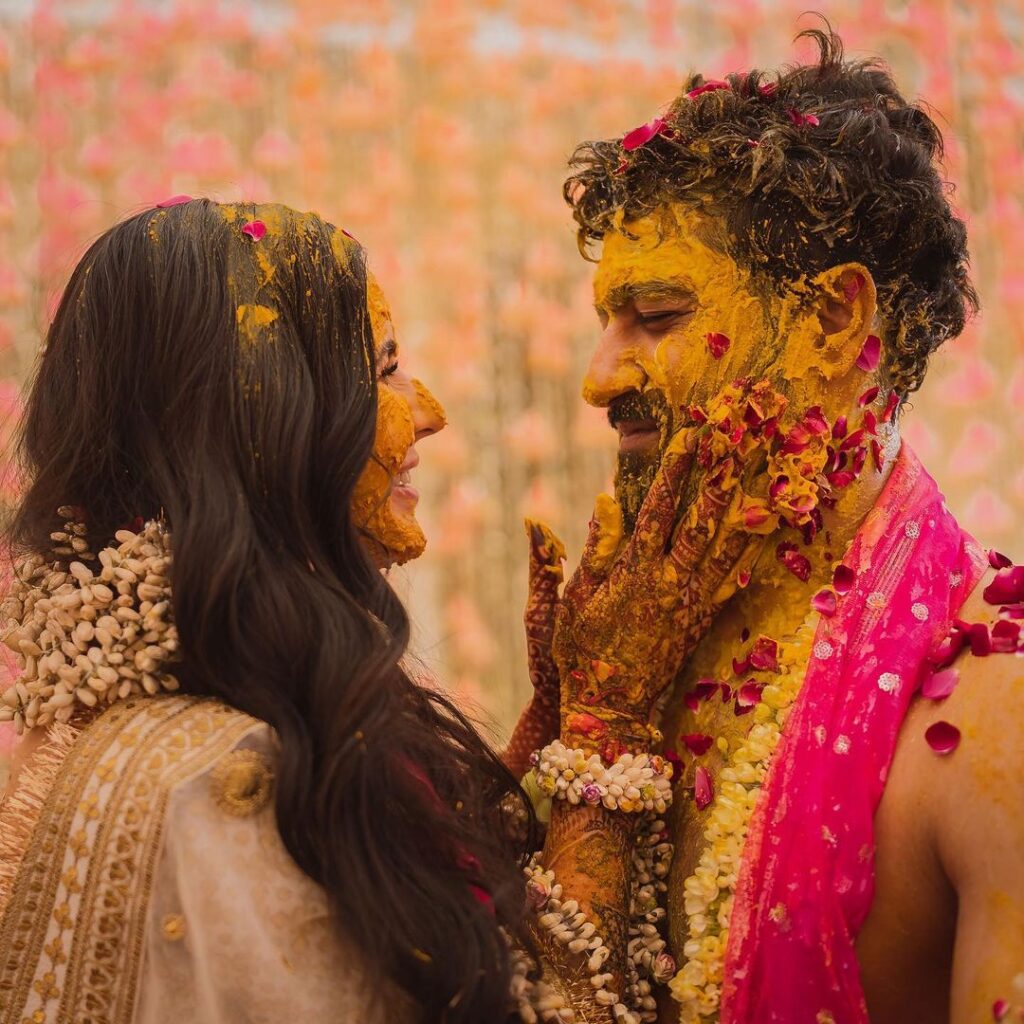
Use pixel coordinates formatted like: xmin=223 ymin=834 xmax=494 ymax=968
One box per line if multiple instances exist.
xmin=380 ymin=361 xmax=399 ymax=380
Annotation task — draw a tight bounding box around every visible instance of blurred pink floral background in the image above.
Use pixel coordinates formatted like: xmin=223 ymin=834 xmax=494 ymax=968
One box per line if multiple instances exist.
xmin=0 ymin=0 xmax=1020 ymax=758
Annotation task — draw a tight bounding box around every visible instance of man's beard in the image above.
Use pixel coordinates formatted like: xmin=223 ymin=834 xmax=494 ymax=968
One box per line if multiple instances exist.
xmin=608 ymin=390 xmax=673 ymax=534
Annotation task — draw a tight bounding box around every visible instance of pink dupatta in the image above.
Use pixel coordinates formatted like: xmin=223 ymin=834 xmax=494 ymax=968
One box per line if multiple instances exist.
xmin=722 ymin=445 xmax=986 ymax=1023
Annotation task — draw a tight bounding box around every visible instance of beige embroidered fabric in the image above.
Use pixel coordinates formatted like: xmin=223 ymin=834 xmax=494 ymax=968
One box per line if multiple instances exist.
xmin=0 ymin=695 xmax=408 ymax=1024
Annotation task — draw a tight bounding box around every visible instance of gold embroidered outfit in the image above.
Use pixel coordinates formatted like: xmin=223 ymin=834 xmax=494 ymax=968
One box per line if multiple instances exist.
xmin=0 ymin=696 xmax=405 ymax=1024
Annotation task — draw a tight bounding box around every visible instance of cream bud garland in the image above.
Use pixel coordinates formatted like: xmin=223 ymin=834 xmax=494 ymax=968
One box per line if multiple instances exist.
xmin=0 ymin=518 xmax=179 ymax=733
xmin=531 ymin=741 xmax=674 ymax=814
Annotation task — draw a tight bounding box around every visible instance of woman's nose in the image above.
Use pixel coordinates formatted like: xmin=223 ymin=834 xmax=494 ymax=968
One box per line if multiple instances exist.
xmin=409 ymin=379 xmax=447 ymax=440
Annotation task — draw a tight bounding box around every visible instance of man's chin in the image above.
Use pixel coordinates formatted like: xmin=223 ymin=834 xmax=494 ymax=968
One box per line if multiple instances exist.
xmin=614 ymin=447 xmax=664 ymax=535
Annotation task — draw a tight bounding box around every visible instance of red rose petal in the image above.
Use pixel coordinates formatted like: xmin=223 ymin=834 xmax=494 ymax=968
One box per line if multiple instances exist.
xmin=750 ymin=636 xmax=780 ymax=672
xmin=812 ymin=589 xmax=837 ymax=617
xmin=688 ymin=404 xmax=708 ymax=425
xmin=840 ymin=428 xmax=866 ymax=452
xmin=241 ymin=219 xmax=267 ymax=241
xmin=925 ymin=720 xmax=961 ymax=755
xmin=804 ymin=406 xmax=830 ymax=435
xmin=856 ymin=334 xmax=881 ymax=372
xmin=968 ymin=622 xmax=993 ymax=657
xmin=738 ymin=569 xmax=752 ymax=588
xmin=831 ymin=416 xmax=848 ymax=440
xmin=882 ymin=390 xmax=900 ymax=423
xmin=688 ymin=80 xmax=730 ymax=99
xmin=156 ymin=194 xmax=192 ymax=208
xmin=992 ymin=998 xmax=1009 ymax=1021
xmin=827 ymin=470 xmax=856 ymax=489
xmin=622 ymin=117 xmax=668 ymax=151
xmin=736 ymin=681 xmax=763 ymax=707
xmin=732 ymin=655 xmax=751 ymax=676
xmin=843 ymin=273 xmax=865 ymax=303
xmin=858 ymin=386 xmax=880 ymax=408
xmin=706 ymin=332 xmax=731 ymax=359
xmin=720 ymin=683 xmax=732 ymax=702
xmin=683 ymin=733 xmax=714 ymax=756
xmin=999 ymin=603 xmax=1024 ymax=619
xmin=694 ymin=765 xmax=714 ymax=809
xmin=851 ymin=445 xmax=868 ymax=476
xmin=684 ymin=692 xmax=701 ymax=712
xmin=921 ymin=666 xmax=959 ymax=700
xmin=781 ymin=547 xmax=812 ymax=581
xmin=989 ymin=549 xmax=1013 ymax=570
xmin=930 ymin=629 xmax=966 ymax=669
xmin=694 ymin=679 xmax=718 ymax=701
xmin=991 ymin=619 xmax=1021 ymax=653
xmin=870 ymin=439 xmax=884 ymax=471
xmin=832 ymin=564 xmax=856 ymax=595
xmin=769 ymin=476 xmax=790 ymax=500
xmin=984 ymin=567 xmax=1024 ymax=606
xmin=758 ymin=82 xmax=778 ymax=98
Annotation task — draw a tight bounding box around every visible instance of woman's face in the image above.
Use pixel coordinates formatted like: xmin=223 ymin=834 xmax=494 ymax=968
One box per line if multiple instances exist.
xmin=350 ymin=273 xmax=447 ymax=567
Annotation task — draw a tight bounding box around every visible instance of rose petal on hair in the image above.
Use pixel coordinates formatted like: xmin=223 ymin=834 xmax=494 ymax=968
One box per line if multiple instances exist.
xmin=747 ymin=138 xmax=760 ymax=148
xmin=921 ymin=666 xmax=959 ymax=700
xmin=832 ymin=564 xmax=856 ymax=595
xmin=683 ymin=733 xmax=714 ymax=756
xmin=241 ymin=219 xmax=267 ymax=241
xmin=968 ymin=622 xmax=993 ymax=657
xmin=341 ymin=228 xmax=359 ymax=241
xmin=882 ymin=390 xmax=900 ymax=423
xmin=688 ymin=80 xmax=730 ymax=99
xmin=786 ymin=107 xmax=819 ymax=127
xmin=706 ymin=332 xmax=731 ymax=359
xmin=989 ymin=549 xmax=1013 ymax=570
xmin=925 ymin=720 xmax=961 ymax=755
xmin=622 ymin=117 xmax=668 ymax=151
xmin=856 ymin=334 xmax=881 ymax=372
xmin=992 ymin=999 xmax=1009 ymax=1021
xmin=843 ymin=273 xmax=865 ymax=303
xmin=812 ymin=589 xmax=837 ymax=617
xmin=984 ymin=566 xmax=1024 ymax=605
xmin=694 ymin=765 xmax=714 ymax=809
xmin=750 ymin=636 xmax=779 ymax=672
xmin=156 ymin=194 xmax=192 ymax=208
xmin=758 ymin=82 xmax=778 ymax=98
xmin=857 ymin=386 xmax=879 ymax=408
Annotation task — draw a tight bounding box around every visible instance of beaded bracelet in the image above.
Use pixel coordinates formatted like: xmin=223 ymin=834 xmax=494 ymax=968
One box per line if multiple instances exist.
xmin=530 ymin=741 xmax=674 ymax=814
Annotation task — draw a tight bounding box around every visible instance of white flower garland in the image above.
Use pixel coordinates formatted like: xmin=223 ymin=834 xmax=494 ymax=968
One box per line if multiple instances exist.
xmin=532 ymin=741 xmax=673 ymax=814
xmin=0 ymin=518 xmax=178 ymax=732
xmin=669 ymin=621 xmax=815 ymax=1023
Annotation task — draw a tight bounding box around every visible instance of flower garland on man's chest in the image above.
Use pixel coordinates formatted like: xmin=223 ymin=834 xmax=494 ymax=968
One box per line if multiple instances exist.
xmin=666 ymin=615 xmax=818 ymax=1023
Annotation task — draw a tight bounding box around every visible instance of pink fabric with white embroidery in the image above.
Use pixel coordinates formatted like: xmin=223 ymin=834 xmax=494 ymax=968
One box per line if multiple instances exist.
xmin=722 ymin=445 xmax=986 ymax=1023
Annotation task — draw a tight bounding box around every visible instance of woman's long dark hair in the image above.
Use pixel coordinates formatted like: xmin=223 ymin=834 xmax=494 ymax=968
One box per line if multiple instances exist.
xmin=9 ymin=200 xmax=533 ymax=1022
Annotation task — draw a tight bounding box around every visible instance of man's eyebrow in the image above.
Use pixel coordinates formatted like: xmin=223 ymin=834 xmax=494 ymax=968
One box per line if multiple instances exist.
xmin=598 ymin=281 xmax=697 ymax=312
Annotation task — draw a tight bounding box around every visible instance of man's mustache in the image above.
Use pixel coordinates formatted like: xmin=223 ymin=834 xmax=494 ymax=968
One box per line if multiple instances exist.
xmin=607 ymin=390 xmax=668 ymax=429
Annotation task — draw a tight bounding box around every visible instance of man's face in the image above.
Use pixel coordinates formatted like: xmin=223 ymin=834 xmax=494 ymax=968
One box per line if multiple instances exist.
xmin=587 ymin=204 xmax=781 ymax=528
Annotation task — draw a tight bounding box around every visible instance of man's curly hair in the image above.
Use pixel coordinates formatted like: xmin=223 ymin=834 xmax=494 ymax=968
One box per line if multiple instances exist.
xmin=564 ymin=26 xmax=977 ymax=398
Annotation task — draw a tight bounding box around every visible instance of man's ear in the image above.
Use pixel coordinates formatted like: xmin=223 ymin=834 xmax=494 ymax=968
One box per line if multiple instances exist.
xmin=811 ymin=263 xmax=878 ymax=365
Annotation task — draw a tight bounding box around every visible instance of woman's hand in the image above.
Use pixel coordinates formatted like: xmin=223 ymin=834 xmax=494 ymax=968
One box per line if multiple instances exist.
xmin=554 ymin=422 xmax=766 ymax=752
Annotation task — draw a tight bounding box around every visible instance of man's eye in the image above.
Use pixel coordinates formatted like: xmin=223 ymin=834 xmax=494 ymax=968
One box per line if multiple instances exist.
xmin=380 ymin=361 xmax=399 ymax=380
xmin=637 ymin=310 xmax=693 ymax=327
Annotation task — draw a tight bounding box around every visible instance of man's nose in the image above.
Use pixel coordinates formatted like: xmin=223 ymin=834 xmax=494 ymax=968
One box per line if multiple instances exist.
xmin=582 ymin=323 xmax=648 ymax=407
xmin=409 ymin=379 xmax=447 ymax=440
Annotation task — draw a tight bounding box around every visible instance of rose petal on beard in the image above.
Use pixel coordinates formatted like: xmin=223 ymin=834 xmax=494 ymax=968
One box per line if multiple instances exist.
xmin=706 ymin=332 xmax=731 ymax=359
xmin=832 ymin=564 xmax=856 ymax=594
xmin=858 ymin=386 xmax=879 ymax=408
xmin=862 ymin=410 xmax=878 ymax=435
xmin=694 ymin=765 xmax=714 ymax=809
xmin=777 ymin=541 xmax=812 ymax=582
xmin=840 ymin=428 xmax=866 ymax=452
xmin=992 ymin=999 xmax=1009 ymax=1022
xmin=831 ymin=415 xmax=848 ymax=440
xmin=622 ymin=117 xmax=668 ymax=151
xmin=827 ymin=470 xmax=856 ymax=489
xmin=870 ymin=438 xmax=884 ymax=471
xmin=984 ymin=566 xmax=1024 ymax=605
xmin=683 ymin=733 xmax=714 ymax=756
xmin=925 ymin=720 xmax=961 ymax=755
xmin=721 ymin=683 xmax=733 ymax=702
xmin=732 ymin=655 xmax=751 ymax=675
xmin=803 ymin=406 xmax=830 ymax=436
xmin=921 ymin=666 xmax=960 ymax=700
xmin=812 ymin=589 xmax=838 ymax=617
xmin=851 ymin=445 xmax=868 ymax=477
xmin=989 ymin=549 xmax=1013 ymax=569
xmin=856 ymin=334 xmax=882 ymax=372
